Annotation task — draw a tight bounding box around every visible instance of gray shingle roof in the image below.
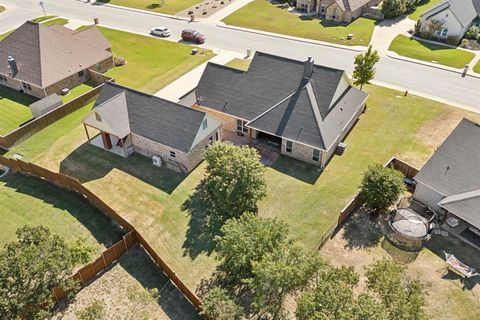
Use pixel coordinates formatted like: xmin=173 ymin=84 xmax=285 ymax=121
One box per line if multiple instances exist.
xmin=195 ymin=52 xmax=367 ymax=150
xmin=415 ymin=118 xmax=480 ymax=227
xmin=93 ymin=82 xmax=210 ymax=153
xmin=421 ymin=0 xmax=480 ymax=27
xmin=0 ymin=21 xmax=112 ymax=88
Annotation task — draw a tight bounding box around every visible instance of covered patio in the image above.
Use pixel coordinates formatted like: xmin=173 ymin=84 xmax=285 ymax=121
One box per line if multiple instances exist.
xmin=441 ymin=214 xmax=480 ymax=251
xmin=88 ymin=131 xmax=134 ymax=158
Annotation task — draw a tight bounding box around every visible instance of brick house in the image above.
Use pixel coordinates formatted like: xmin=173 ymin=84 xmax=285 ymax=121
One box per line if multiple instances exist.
xmin=193 ymin=52 xmax=368 ymax=168
xmin=83 ymin=82 xmax=222 ymax=173
xmin=0 ymin=21 xmax=113 ymax=98
xmin=296 ymin=0 xmax=381 ymax=23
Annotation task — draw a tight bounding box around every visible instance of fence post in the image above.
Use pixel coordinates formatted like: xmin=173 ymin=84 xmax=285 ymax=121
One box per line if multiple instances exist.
xmin=102 ymin=252 xmax=108 ymax=268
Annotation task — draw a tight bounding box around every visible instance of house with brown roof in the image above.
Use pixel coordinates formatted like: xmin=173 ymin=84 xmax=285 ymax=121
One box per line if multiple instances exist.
xmin=296 ymin=0 xmax=381 ymax=23
xmin=0 ymin=21 xmax=113 ymax=98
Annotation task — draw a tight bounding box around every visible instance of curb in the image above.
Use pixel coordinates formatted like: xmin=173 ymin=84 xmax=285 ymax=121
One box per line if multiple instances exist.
xmin=216 ymin=22 xmax=367 ymax=53
xmin=96 ymin=2 xmax=191 ymax=22
xmin=386 ymin=51 xmax=480 ymax=80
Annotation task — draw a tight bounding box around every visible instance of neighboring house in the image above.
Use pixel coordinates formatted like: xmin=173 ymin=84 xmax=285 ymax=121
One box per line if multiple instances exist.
xmin=296 ymin=0 xmax=381 ymax=23
xmin=83 ymin=82 xmax=222 ymax=173
xmin=193 ymin=52 xmax=368 ymax=168
xmin=413 ymin=118 xmax=480 ymax=250
xmin=0 ymin=21 xmax=114 ymax=98
xmin=419 ymin=0 xmax=480 ymax=42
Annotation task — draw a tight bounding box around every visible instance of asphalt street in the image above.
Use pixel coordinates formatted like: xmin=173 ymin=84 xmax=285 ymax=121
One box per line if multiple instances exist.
xmin=1 ymin=0 xmax=479 ymax=111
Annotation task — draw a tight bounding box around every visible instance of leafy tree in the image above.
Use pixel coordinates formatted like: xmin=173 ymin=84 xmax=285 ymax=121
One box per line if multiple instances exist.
xmin=353 ymin=45 xmax=380 ymax=90
xmin=248 ymin=247 xmax=323 ymax=319
xmin=76 ymin=300 xmax=106 ymax=320
xmin=203 ymin=142 xmax=266 ymax=219
xmin=382 ymin=0 xmax=407 ymax=18
xmin=0 ymin=226 xmax=95 ymax=319
xmin=365 ymin=259 xmax=428 ymax=320
xmin=202 ymin=287 xmax=244 ymax=320
xmin=426 ymin=19 xmax=445 ymax=39
xmin=360 ymin=164 xmax=406 ymax=214
xmin=215 ymin=213 xmax=290 ymax=282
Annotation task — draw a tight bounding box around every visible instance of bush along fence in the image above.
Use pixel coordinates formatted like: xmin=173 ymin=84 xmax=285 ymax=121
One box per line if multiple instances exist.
xmin=0 ymin=156 xmax=204 ymax=315
xmin=317 ymin=157 xmax=420 ymax=249
xmin=0 ymin=73 xmax=113 ymax=150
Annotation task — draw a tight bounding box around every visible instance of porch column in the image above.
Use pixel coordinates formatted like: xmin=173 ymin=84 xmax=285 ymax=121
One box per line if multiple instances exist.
xmin=101 ymin=132 xmax=112 ymax=150
xmin=83 ymin=123 xmax=91 ymax=142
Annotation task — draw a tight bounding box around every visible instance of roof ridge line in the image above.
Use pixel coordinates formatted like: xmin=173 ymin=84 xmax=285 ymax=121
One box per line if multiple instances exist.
xmin=246 ymin=89 xmax=299 ymax=125
xmin=304 ymin=82 xmax=325 ymax=148
xmin=439 ymin=188 xmax=480 ymax=205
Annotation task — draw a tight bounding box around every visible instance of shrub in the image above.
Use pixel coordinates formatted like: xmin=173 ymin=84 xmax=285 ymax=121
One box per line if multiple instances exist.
xmin=382 ymin=0 xmax=407 ymax=18
xmin=445 ymin=35 xmax=460 ymax=45
xmin=465 ymin=25 xmax=480 ymax=40
xmin=460 ymin=38 xmax=470 ymax=48
xmin=76 ymin=300 xmax=106 ymax=320
xmin=114 ymin=56 xmax=126 ymax=66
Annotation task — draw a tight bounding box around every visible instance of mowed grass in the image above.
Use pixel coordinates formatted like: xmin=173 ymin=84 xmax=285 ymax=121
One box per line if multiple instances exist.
xmin=0 ymin=172 xmax=124 ymax=252
xmin=0 ymin=85 xmax=36 ymax=135
xmin=99 ymin=27 xmax=214 ymax=93
xmin=223 ymin=0 xmax=376 ymax=46
xmin=389 ymin=35 xmax=475 ymax=68
xmin=224 ymin=58 xmax=252 ymax=71
xmin=474 ymin=60 xmax=480 ymax=74
xmin=0 ymin=5 xmax=5 ymax=13
xmin=31 ymin=15 xmax=58 ymax=23
xmin=8 ymin=84 xmax=478 ymax=292
xmin=408 ymin=0 xmax=442 ymax=21
xmin=42 ymin=18 xmax=69 ymax=26
xmin=97 ymin=0 xmax=202 ymax=15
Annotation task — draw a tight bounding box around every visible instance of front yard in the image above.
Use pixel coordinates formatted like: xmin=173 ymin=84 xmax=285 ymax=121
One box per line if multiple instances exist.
xmin=223 ymin=0 xmax=376 ymax=46
xmin=408 ymin=0 xmax=442 ymax=21
xmin=96 ymin=0 xmax=203 ymax=15
xmin=474 ymin=60 xmax=480 ymax=74
xmin=7 ymin=83 xmax=480 ymax=294
xmin=0 ymin=171 xmax=124 ymax=253
xmin=389 ymin=35 xmax=475 ymax=69
xmin=321 ymin=210 xmax=480 ymax=320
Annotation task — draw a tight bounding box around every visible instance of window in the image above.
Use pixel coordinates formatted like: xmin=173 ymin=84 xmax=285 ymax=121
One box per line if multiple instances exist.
xmin=215 ymin=132 xmax=219 ymax=141
xmin=236 ymin=119 xmax=248 ymax=133
xmin=320 ymin=6 xmax=325 ymax=13
xmin=22 ymin=82 xmax=31 ymax=91
xmin=170 ymin=151 xmax=176 ymax=158
xmin=312 ymin=149 xmax=320 ymax=162
xmin=286 ymin=140 xmax=293 ymax=153
xmin=202 ymin=118 xmax=208 ymax=129
xmin=435 ymin=27 xmax=448 ymax=37
xmin=78 ymin=70 xmax=85 ymax=77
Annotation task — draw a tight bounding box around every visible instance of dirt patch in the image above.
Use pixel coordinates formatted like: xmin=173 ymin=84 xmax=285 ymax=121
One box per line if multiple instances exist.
xmin=178 ymin=0 xmax=236 ymax=18
xmin=52 ymin=245 xmax=200 ymax=320
xmin=321 ymin=210 xmax=480 ymax=320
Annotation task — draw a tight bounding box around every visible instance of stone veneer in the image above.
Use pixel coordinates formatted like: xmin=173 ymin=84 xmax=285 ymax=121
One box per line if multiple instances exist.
xmin=281 ymin=139 xmax=323 ymax=166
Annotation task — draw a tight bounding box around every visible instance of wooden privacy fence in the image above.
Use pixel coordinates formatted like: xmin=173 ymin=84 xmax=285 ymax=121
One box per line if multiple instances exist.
xmin=0 ymin=156 xmax=204 ymax=313
xmin=317 ymin=157 xmax=420 ymax=249
xmin=0 ymin=84 xmax=104 ymax=150
xmin=52 ymin=231 xmax=137 ymax=301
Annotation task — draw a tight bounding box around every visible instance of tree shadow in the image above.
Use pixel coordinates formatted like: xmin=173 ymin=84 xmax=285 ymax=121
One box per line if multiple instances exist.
xmin=181 ymin=183 xmax=226 ymax=259
xmin=146 ymin=3 xmax=162 ymax=9
xmin=59 ymin=143 xmax=186 ymax=195
xmin=270 ymin=155 xmax=321 ymax=184
xmin=342 ymin=208 xmax=384 ymax=249
xmin=1 ymin=171 xmax=125 ymax=247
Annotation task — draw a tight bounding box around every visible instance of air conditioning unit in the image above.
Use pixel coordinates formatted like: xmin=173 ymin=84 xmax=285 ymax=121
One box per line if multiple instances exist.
xmin=152 ymin=155 xmax=162 ymax=167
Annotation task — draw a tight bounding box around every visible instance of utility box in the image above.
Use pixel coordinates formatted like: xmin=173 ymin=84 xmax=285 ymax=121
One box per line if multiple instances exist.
xmin=336 ymin=142 xmax=347 ymax=155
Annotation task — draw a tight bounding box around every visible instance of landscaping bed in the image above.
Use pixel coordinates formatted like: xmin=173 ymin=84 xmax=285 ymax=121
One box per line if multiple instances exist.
xmin=389 ymin=35 xmax=475 ymax=69
xmin=223 ymin=0 xmax=376 ymax=46
xmin=8 ymin=83 xmax=480 ymax=294
xmin=96 ymin=0 xmax=204 ymax=15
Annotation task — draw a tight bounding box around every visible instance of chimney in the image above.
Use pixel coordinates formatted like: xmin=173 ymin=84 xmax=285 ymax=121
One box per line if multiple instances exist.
xmin=303 ymin=56 xmax=314 ymax=79
xmin=7 ymin=56 xmax=18 ymax=76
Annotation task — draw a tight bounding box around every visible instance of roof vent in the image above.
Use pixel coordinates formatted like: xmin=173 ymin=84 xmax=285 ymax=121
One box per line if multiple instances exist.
xmin=303 ymin=56 xmax=314 ymax=79
xmin=7 ymin=56 xmax=18 ymax=76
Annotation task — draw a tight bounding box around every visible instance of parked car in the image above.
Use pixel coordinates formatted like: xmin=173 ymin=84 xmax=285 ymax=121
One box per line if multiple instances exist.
xmin=181 ymin=29 xmax=206 ymax=44
xmin=150 ymin=27 xmax=171 ymax=37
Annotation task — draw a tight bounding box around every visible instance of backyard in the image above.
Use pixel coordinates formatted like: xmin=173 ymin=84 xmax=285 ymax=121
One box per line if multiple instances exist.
xmin=96 ymin=0 xmax=202 ymax=15
xmin=222 ymin=0 xmax=376 ymax=46
xmin=0 ymin=85 xmax=37 ymax=135
xmin=7 ymin=83 xmax=480 ymax=295
xmin=321 ymin=209 xmax=480 ymax=320
xmin=389 ymin=35 xmax=475 ymax=69
xmin=0 ymin=171 xmax=124 ymax=253
xmin=408 ymin=0 xmax=442 ymax=21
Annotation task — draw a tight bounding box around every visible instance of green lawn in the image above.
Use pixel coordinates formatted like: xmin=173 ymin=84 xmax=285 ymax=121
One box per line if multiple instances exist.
xmin=31 ymin=15 xmax=58 ymax=23
xmin=0 ymin=5 xmax=5 ymax=13
xmin=0 ymin=171 xmax=124 ymax=253
xmin=99 ymin=27 xmax=214 ymax=93
xmin=474 ymin=60 xmax=480 ymax=74
xmin=8 ymin=83 xmax=478 ymax=292
xmin=223 ymin=0 xmax=376 ymax=46
xmin=0 ymin=85 xmax=36 ymax=135
xmin=96 ymin=0 xmax=202 ymax=15
xmin=389 ymin=35 xmax=475 ymax=68
xmin=408 ymin=0 xmax=442 ymax=21
xmin=225 ymin=58 xmax=252 ymax=71
xmin=0 ymin=16 xmax=66 ymax=41
xmin=61 ymin=82 xmax=95 ymax=103
xmin=42 ymin=18 xmax=69 ymax=26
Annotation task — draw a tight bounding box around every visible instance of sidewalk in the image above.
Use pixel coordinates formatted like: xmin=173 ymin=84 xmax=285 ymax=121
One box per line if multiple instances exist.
xmin=64 ymin=18 xmax=92 ymax=31
xmin=154 ymin=50 xmax=245 ymax=102
xmin=370 ymin=15 xmax=414 ymax=53
xmin=201 ymin=0 xmax=254 ymax=23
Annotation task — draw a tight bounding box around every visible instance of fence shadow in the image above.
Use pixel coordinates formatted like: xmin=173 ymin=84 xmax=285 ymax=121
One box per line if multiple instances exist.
xmin=59 ymin=143 xmax=186 ymax=194
xmin=119 ymin=245 xmax=202 ymax=319
xmin=1 ymin=171 xmax=124 ymax=248
xmin=181 ymin=183 xmax=225 ymax=259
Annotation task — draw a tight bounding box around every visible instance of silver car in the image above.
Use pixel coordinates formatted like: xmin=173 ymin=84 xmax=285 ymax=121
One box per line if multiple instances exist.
xmin=150 ymin=27 xmax=171 ymax=37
